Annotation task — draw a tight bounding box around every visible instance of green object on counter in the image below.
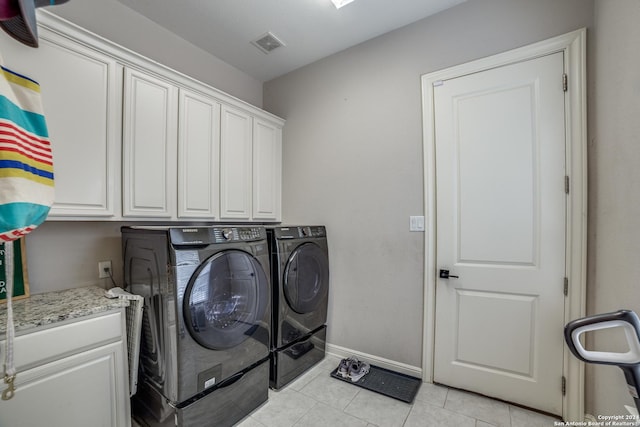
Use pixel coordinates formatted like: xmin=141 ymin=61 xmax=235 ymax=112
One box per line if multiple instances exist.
xmin=0 ymin=239 xmax=28 ymax=302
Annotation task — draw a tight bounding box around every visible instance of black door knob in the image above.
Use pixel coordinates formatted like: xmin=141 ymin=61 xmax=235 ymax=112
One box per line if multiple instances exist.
xmin=439 ymin=269 xmax=459 ymax=279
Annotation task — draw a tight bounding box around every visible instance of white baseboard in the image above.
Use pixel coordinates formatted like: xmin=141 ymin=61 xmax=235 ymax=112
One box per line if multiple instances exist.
xmin=326 ymin=343 xmax=423 ymax=379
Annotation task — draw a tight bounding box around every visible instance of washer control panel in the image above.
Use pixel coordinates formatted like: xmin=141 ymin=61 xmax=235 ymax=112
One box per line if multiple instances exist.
xmin=170 ymin=227 xmax=265 ymax=245
xmin=214 ymin=227 xmax=264 ymax=242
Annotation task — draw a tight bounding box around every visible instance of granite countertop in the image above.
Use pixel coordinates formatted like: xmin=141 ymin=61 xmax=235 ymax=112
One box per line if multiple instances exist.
xmin=0 ymin=286 xmax=129 ymax=335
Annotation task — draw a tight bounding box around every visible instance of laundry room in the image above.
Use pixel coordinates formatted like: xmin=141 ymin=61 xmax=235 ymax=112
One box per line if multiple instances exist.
xmin=0 ymin=0 xmax=639 ymax=426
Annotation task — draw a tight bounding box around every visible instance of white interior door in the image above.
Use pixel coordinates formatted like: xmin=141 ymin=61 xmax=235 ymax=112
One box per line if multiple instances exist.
xmin=433 ymin=52 xmax=566 ymax=415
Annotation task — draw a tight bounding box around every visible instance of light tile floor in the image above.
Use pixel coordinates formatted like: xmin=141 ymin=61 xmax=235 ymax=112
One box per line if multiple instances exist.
xmin=236 ymin=355 xmax=562 ymax=427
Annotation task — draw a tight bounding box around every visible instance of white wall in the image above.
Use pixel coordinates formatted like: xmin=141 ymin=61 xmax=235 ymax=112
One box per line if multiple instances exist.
xmin=24 ymin=222 xmax=127 ymax=294
xmin=586 ymin=0 xmax=640 ymax=417
xmin=49 ymin=0 xmax=263 ymax=107
xmin=264 ymin=0 xmax=592 ymax=373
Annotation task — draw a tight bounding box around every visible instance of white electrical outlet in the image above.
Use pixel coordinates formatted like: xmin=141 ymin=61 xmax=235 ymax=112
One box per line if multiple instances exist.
xmin=98 ymin=261 xmax=112 ymax=279
xmin=409 ymin=216 xmax=425 ymax=232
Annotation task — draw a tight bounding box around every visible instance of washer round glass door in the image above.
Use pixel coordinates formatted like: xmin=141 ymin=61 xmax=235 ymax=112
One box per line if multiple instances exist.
xmin=283 ymin=242 xmax=329 ymax=314
xmin=183 ymin=250 xmax=268 ymax=350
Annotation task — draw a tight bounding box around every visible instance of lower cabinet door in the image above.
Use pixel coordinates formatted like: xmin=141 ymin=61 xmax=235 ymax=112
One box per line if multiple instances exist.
xmin=0 ymin=341 xmax=130 ymax=427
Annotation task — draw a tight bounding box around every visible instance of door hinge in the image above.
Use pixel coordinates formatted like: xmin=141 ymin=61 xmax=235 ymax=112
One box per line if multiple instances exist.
xmin=564 ymin=277 xmax=569 ymax=296
xmin=562 ymin=376 xmax=567 ymax=395
xmin=565 ymin=176 xmax=570 ymax=194
xmin=563 ymin=73 xmax=568 ymax=92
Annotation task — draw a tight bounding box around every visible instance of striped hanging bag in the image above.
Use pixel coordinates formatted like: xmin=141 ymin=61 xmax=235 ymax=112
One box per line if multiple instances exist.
xmin=0 ymin=62 xmax=53 ymax=401
xmin=0 ymin=0 xmax=66 ymax=404
xmin=0 ymin=65 xmax=53 ymax=238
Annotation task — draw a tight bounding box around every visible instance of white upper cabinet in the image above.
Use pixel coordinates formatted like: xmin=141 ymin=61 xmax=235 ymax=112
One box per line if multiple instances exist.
xmin=0 ymin=27 xmax=121 ymax=217
xmin=253 ymin=119 xmax=282 ymax=221
xmin=0 ymin=12 xmax=284 ymax=222
xmin=220 ymin=108 xmax=283 ymax=222
xmin=122 ymin=68 xmax=178 ymax=218
xmin=220 ymin=105 xmax=253 ymax=220
xmin=178 ymin=89 xmax=221 ymax=219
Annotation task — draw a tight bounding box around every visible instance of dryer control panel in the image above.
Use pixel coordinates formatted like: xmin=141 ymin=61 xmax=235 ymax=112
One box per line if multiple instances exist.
xmin=274 ymin=226 xmax=326 ymax=240
xmin=170 ymin=227 xmax=266 ymax=245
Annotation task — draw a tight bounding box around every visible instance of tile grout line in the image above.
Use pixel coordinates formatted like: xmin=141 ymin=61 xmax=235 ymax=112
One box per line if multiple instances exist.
xmin=290 ymin=399 xmax=320 ymax=427
xmin=341 ymin=388 xmax=373 ymax=426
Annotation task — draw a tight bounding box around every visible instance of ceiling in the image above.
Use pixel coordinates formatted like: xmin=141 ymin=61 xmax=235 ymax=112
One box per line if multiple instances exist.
xmin=115 ymin=0 xmax=466 ymax=82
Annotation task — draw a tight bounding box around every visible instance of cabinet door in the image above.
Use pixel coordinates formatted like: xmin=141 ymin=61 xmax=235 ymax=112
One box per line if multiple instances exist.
xmin=252 ymin=119 xmax=282 ymax=221
xmin=178 ymin=90 xmax=221 ymax=219
xmin=220 ymin=105 xmax=252 ymax=220
xmin=0 ymin=341 xmax=130 ymax=427
xmin=123 ymin=68 xmax=178 ymax=218
xmin=0 ymin=28 xmax=120 ymax=217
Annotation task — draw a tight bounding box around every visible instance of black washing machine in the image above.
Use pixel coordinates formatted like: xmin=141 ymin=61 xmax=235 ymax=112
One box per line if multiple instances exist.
xmin=122 ymin=226 xmax=271 ymax=427
xmin=267 ymin=226 xmax=329 ymax=389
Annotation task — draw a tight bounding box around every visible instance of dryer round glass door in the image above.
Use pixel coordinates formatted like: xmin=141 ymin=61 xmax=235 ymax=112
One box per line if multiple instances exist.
xmin=283 ymin=242 xmax=329 ymax=314
xmin=183 ymin=250 xmax=269 ymax=350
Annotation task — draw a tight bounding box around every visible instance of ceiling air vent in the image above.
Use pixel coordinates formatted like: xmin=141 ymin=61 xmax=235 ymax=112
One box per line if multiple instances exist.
xmin=251 ymin=32 xmax=286 ymax=54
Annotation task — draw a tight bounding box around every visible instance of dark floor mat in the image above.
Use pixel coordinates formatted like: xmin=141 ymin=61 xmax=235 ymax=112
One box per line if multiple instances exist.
xmin=330 ymin=363 xmax=421 ymax=403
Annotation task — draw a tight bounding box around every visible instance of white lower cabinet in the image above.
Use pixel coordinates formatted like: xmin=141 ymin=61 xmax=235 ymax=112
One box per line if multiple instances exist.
xmin=0 ymin=311 xmax=130 ymax=427
xmin=2 ymin=343 xmax=127 ymax=427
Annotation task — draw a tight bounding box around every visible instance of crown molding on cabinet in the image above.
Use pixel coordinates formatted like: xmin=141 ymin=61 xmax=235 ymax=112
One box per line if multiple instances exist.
xmin=35 ymin=10 xmax=285 ymax=128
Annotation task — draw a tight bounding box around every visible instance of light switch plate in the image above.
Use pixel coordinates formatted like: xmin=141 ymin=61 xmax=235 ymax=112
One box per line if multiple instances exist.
xmin=410 ymin=216 xmax=425 ymax=232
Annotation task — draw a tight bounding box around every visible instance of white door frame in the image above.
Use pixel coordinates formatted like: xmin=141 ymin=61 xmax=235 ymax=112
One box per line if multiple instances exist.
xmin=421 ymin=29 xmax=587 ymax=422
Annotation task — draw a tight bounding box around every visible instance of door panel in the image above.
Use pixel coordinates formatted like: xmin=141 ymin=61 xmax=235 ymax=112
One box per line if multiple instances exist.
xmin=456 ymin=290 xmax=536 ymax=375
xmin=433 ymin=52 xmax=566 ymax=415
xmin=457 ymin=84 xmax=537 ymax=265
